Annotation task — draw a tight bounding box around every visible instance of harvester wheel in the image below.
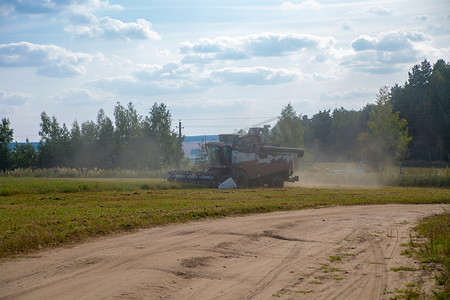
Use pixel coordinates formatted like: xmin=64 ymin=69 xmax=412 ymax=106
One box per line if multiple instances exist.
xmin=234 ymin=169 xmax=249 ymax=188
xmin=270 ymin=175 xmax=284 ymax=188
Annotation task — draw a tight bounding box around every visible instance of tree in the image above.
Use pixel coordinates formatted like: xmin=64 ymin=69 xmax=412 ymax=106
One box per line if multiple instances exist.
xmin=307 ymin=110 xmax=332 ymax=160
xmin=359 ymin=86 xmax=412 ymax=170
xmin=328 ymin=108 xmax=361 ymax=161
xmin=33 ymin=102 xmax=182 ymax=170
xmin=71 ymin=120 xmax=99 ymax=169
xmin=390 ymin=59 xmax=450 ymax=161
xmin=96 ymin=109 xmax=115 ymax=169
xmin=271 ymin=104 xmax=304 ymax=148
xmin=114 ymin=102 xmax=142 ymax=145
xmin=12 ymin=139 xmax=37 ymax=169
xmin=143 ymin=103 xmax=181 ymax=168
xmin=38 ymin=112 xmax=71 ymax=168
xmin=423 ymin=59 xmax=450 ymax=161
xmin=0 ymin=118 xmax=14 ymax=171
xmin=301 ymin=115 xmax=314 ymax=151
xmin=114 ymin=102 xmax=144 ymax=169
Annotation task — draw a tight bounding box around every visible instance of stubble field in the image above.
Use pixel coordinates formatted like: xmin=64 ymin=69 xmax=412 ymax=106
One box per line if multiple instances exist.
xmin=1 ymin=177 xmax=449 ymax=258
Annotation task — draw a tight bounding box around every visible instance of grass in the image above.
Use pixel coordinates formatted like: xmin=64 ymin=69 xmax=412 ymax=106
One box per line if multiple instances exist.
xmin=390 ymin=267 xmax=417 ymax=272
xmin=328 ymin=255 xmax=342 ymax=262
xmin=409 ymin=212 xmax=450 ymax=298
xmin=295 ymin=290 xmax=314 ymax=294
xmin=0 ymin=177 xmax=197 ymax=196
xmin=391 ymin=287 xmax=423 ymax=300
xmin=319 ymin=263 xmax=344 ymax=273
xmin=0 ymin=177 xmax=449 ymax=258
xmin=0 ymin=167 xmax=168 ymax=178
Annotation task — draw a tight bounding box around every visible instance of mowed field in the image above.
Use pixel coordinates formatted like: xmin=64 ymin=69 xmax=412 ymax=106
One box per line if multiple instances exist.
xmin=1 ymin=177 xmax=449 ymax=258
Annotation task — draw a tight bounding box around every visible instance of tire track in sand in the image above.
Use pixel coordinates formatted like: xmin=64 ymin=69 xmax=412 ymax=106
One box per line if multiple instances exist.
xmin=1 ymin=204 xmax=448 ymax=300
xmin=243 ymin=241 xmax=302 ymax=300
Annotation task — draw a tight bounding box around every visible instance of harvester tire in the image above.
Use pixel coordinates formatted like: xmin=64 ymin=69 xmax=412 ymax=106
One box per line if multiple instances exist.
xmin=234 ymin=169 xmax=249 ymax=188
xmin=270 ymin=175 xmax=284 ymax=188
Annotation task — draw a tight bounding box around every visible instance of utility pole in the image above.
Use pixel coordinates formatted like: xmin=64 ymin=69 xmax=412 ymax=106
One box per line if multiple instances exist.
xmin=177 ymin=119 xmax=183 ymax=168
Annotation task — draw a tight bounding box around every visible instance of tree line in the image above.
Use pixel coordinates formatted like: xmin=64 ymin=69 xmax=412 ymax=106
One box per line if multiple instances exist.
xmin=0 ymin=102 xmax=183 ymax=171
xmin=248 ymin=86 xmax=409 ymax=171
xmin=249 ymin=59 xmax=449 ymax=169
xmin=297 ymin=59 xmax=449 ymax=165
xmin=0 ymin=59 xmax=449 ymax=172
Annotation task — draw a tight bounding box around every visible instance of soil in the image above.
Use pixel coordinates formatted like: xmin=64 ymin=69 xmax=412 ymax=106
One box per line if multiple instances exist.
xmin=1 ymin=204 xmax=448 ymax=299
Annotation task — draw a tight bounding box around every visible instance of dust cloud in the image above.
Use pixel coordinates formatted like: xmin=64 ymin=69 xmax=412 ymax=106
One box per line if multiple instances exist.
xmin=292 ymin=161 xmax=387 ymax=188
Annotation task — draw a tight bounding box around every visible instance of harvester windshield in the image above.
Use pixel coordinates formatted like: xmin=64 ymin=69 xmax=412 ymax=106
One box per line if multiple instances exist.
xmin=207 ymin=144 xmax=232 ymax=168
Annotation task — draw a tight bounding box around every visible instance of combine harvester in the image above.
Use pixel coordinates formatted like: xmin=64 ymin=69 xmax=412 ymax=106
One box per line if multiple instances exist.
xmin=168 ymin=131 xmax=304 ymax=188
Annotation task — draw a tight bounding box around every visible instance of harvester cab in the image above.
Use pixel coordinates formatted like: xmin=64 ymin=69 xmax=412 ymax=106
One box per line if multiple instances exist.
xmin=205 ymin=142 xmax=232 ymax=169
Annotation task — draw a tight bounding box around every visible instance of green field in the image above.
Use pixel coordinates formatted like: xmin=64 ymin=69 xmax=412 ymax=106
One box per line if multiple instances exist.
xmin=0 ymin=177 xmax=449 ymax=258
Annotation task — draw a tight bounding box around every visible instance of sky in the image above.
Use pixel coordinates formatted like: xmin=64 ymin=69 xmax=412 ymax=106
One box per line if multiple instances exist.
xmin=1 ymin=0 xmax=449 ymax=142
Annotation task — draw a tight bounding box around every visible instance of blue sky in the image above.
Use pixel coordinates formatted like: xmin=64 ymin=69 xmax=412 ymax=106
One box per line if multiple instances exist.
xmin=1 ymin=0 xmax=449 ymax=141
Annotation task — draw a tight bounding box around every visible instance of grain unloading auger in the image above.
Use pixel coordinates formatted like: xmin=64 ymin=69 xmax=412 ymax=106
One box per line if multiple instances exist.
xmin=168 ymin=133 xmax=304 ymax=188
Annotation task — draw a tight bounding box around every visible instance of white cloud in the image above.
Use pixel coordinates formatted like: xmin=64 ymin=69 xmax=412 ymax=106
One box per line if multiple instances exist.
xmin=353 ymin=31 xmax=428 ymax=52
xmin=415 ymin=15 xmax=429 ymax=21
xmin=180 ymin=33 xmax=333 ymax=63
xmin=319 ymin=88 xmax=378 ymax=110
xmin=132 ymin=62 xmax=196 ymax=81
xmin=346 ymin=5 xmax=393 ymax=18
xmin=87 ymin=75 xmax=206 ymax=96
xmin=1 ymin=0 xmax=122 ymax=15
xmin=312 ymin=72 xmax=337 ymax=81
xmin=1 ymin=1 xmax=150 ymax=41
xmin=344 ymin=30 xmax=431 ymax=74
xmin=54 ymin=88 xmax=105 ymax=105
xmin=1 ymin=0 xmax=69 ymax=14
xmin=0 ymin=90 xmax=33 ymax=105
xmin=368 ymin=6 xmax=392 ymax=16
xmin=352 ymin=30 xmax=428 ymax=53
xmin=320 ymin=88 xmax=376 ymax=102
xmin=335 ymin=21 xmax=353 ymax=32
xmin=0 ymin=3 xmax=14 ymax=16
xmin=211 ymin=67 xmax=300 ymax=85
xmin=351 ymin=34 xmax=377 ymax=51
xmin=88 ymin=61 xmax=213 ymax=96
xmin=3 ymin=1 xmax=153 ymax=42
xmin=281 ymin=0 xmax=321 ymax=10
xmin=65 ymin=12 xmax=160 ymax=40
xmin=172 ymin=97 xmax=259 ymax=109
xmin=36 ymin=64 xmax=85 ymax=77
xmin=0 ymin=42 xmax=91 ymax=77
xmin=88 ymin=62 xmax=302 ymax=95
xmin=80 ymin=0 xmax=122 ymax=11
xmin=156 ymin=49 xmax=170 ymax=58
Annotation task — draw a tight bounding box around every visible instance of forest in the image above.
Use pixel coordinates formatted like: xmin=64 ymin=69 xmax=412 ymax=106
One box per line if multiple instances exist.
xmin=0 ymin=59 xmax=449 ymax=172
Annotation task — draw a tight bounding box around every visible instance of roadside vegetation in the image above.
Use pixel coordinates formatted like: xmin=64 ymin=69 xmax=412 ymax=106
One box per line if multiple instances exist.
xmin=399 ymin=213 xmax=450 ymax=299
xmin=1 ymin=177 xmax=449 ymax=258
xmin=0 ymin=167 xmax=167 ymax=179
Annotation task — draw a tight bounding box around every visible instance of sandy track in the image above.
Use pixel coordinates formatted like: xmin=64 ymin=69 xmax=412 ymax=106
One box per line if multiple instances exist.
xmin=1 ymin=204 xmax=448 ymax=299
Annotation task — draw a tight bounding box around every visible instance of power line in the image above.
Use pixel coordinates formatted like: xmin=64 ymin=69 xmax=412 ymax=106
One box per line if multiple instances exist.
xmin=178 ymin=116 xmax=277 ymax=121
xmin=183 ymin=125 xmax=259 ymax=128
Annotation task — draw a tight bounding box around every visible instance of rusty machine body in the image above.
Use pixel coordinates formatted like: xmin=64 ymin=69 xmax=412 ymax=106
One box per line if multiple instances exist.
xmin=167 ymin=132 xmax=304 ymax=188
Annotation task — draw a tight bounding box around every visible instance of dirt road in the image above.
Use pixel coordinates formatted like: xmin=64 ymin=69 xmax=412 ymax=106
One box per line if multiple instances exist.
xmin=1 ymin=204 xmax=448 ymax=299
